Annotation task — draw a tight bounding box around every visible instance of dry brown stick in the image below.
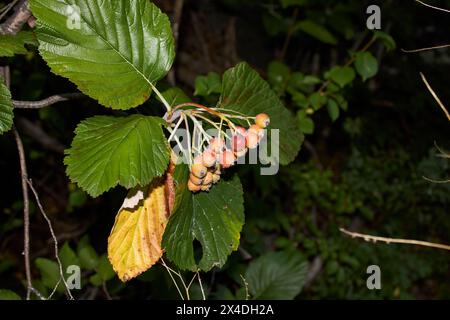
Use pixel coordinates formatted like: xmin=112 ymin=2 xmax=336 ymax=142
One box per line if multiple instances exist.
xmin=340 ymin=228 xmax=450 ymax=251
xmin=13 ymin=126 xmax=33 ymax=300
xmin=13 ymin=93 xmax=86 ymax=109
xmin=16 ymin=117 xmax=66 ymax=154
xmin=420 ymin=72 xmax=450 ymax=122
xmin=0 ymin=0 xmax=30 ymax=35
xmin=415 ymin=0 xmax=450 ymax=13
xmin=27 ymin=179 xmax=75 ymax=300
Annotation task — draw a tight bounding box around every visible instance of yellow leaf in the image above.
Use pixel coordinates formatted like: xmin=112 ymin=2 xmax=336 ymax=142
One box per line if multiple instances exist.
xmin=108 ymin=162 xmax=175 ymax=282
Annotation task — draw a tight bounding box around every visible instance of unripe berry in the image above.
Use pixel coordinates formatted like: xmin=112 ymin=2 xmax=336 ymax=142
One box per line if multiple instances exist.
xmin=203 ymin=172 xmax=213 ymax=185
xmin=246 ymin=132 xmax=259 ymax=149
xmin=209 ymin=137 xmax=225 ymax=153
xmin=212 ymin=173 xmax=221 ymax=184
xmin=255 ymin=113 xmax=270 ymax=128
xmin=191 ymin=163 xmax=207 ymax=178
xmin=188 ymin=180 xmax=201 ymax=192
xmin=201 ymin=183 xmax=212 ymax=192
xmin=202 ymin=149 xmax=217 ymax=167
xmin=220 ymin=150 xmax=236 ymax=168
xmin=189 ymin=174 xmax=203 ymax=186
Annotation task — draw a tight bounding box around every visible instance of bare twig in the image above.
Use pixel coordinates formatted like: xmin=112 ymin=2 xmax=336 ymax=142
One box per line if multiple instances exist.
xmin=12 ymin=126 xmax=32 ymax=300
xmin=304 ymin=256 xmax=323 ymax=288
xmin=402 ymin=44 xmax=450 ymax=53
xmin=16 ymin=117 xmax=65 ymax=154
xmin=0 ymin=0 xmax=31 ymax=35
xmin=420 ymin=72 xmax=450 ymax=121
xmin=340 ymin=228 xmax=450 ymax=251
xmin=27 ymin=179 xmax=75 ymax=300
xmin=197 ymin=272 xmax=206 ymax=300
xmin=102 ymin=282 xmax=112 ymax=300
xmin=13 ymin=93 xmax=86 ymax=109
xmin=415 ymin=0 xmax=450 ymax=13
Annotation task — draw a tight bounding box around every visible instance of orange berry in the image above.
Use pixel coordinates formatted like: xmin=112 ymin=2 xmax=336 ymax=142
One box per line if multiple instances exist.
xmin=202 ymin=149 xmax=217 ymax=167
xmin=203 ymin=172 xmax=213 ymax=185
xmin=191 ymin=163 xmax=207 ymax=178
xmin=201 ymin=183 xmax=212 ymax=192
xmin=189 ymin=174 xmax=203 ymax=186
xmin=246 ymin=132 xmax=259 ymax=149
xmin=248 ymin=124 xmax=264 ymax=139
xmin=188 ymin=180 xmax=201 ymax=192
xmin=220 ymin=150 xmax=236 ymax=168
xmin=255 ymin=113 xmax=270 ymax=128
xmin=212 ymin=173 xmax=221 ymax=184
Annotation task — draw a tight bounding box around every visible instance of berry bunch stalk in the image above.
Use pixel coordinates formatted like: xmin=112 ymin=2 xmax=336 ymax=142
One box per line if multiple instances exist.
xmin=165 ymin=103 xmax=270 ymax=193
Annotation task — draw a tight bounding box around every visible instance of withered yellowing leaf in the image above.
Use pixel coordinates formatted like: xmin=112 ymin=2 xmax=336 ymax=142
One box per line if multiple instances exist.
xmin=108 ymin=162 xmax=175 ymax=282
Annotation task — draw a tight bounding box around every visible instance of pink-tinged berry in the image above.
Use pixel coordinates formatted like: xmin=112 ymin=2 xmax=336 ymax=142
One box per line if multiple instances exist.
xmin=202 ymin=149 xmax=217 ymax=167
xmin=255 ymin=113 xmax=270 ymax=128
xmin=189 ymin=174 xmax=203 ymax=186
xmin=235 ymin=126 xmax=247 ymax=136
xmin=188 ymin=180 xmax=201 ymax=192
xmin=248 ymin=124 xmax=264 ymax=139
xmin=212 ymin=173 xmax=221 ymax=184
xmin=209 ymin=137 xmax=225 ymax=153
xmin=232 ymin=134 xmax=247 ymax=152
xmin=203 ymin=172 xmax=213 ymax=186
xmin=219 ymin=150 xmax=236 ymax=168
xmin=246 ymin=131 xmax=259 ymax=149
xmin=191 ymin=163 xmax=207 ymax=178
xmin=235 ymin=148 xmax=248 ymax=158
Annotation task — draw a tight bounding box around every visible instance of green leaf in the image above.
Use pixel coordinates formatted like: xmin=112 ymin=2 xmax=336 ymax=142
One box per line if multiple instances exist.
xmin=374 ymin=31 xmax=396 ymax=51
xmin=326 ymin=66 xmax=355 ymax=88
xmin=297 ymin=110 xmax=314 ymax=135
xmin=354 ymin=52 xmax=379 ymax=81
xmin=327 ymin=99 xmax=340 ymax=122
xmin=0 ymin=31 xmax=38 ymax=57
xmin=268 ymin=61 xmax=290 ymax=95
xmin=90 ymin=255 xmax=115 ymax=285
xmin=194 ymin=72 xmax=222 ymax=97
xmin=96 ymin=255 xmax=115 ymax=282
xmin=59 ymin=242 xmax=79 ymax=270
xmin=78 ymin=244 xmax=99 ymax=270
xmin=64 ymin=115 xmax=170 ymax=197
xmin=161 ymin=87 xmax=191 ymax=106
xmin=163 ymin=164 xmax=245 ymax=271
xmin=218 ymin=62 xmax=303 ymax=165
xmin=294 ymin=20 xmax=337 ymax=45
xmin=279 ymin=0 xmax=309 ymax=8
xmin=0 ymin=289 xmax=21 ymax=300
xmin=245 ymin=251 xmax=308 ymax=300
xmin=308 ymin=92 xmax=327 ymax=110
xmin=30 ymin=0 xmax=175 ymax=110
xmin=35 ymin=258 xmax=61 ymax=290
xmin=0 ymin=76 xmax=13 ymax=135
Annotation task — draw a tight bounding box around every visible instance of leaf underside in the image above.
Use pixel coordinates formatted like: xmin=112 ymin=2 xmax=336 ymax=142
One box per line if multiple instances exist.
xmin=108 ymin=179 xmax=170 ymax=282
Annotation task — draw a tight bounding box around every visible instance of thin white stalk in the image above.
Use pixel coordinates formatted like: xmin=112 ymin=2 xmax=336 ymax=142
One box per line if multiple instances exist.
xmin=150 ymin=83 xmax=172 ymax=112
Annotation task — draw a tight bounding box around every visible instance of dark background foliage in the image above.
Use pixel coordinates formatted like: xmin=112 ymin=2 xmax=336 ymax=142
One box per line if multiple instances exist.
xmin=0 ymin=0 xmax=449 ymax=299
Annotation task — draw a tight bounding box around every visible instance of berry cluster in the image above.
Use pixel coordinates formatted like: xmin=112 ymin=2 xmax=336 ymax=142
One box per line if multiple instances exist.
xmin=187 ymin=113 xmax=270 ymax=193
